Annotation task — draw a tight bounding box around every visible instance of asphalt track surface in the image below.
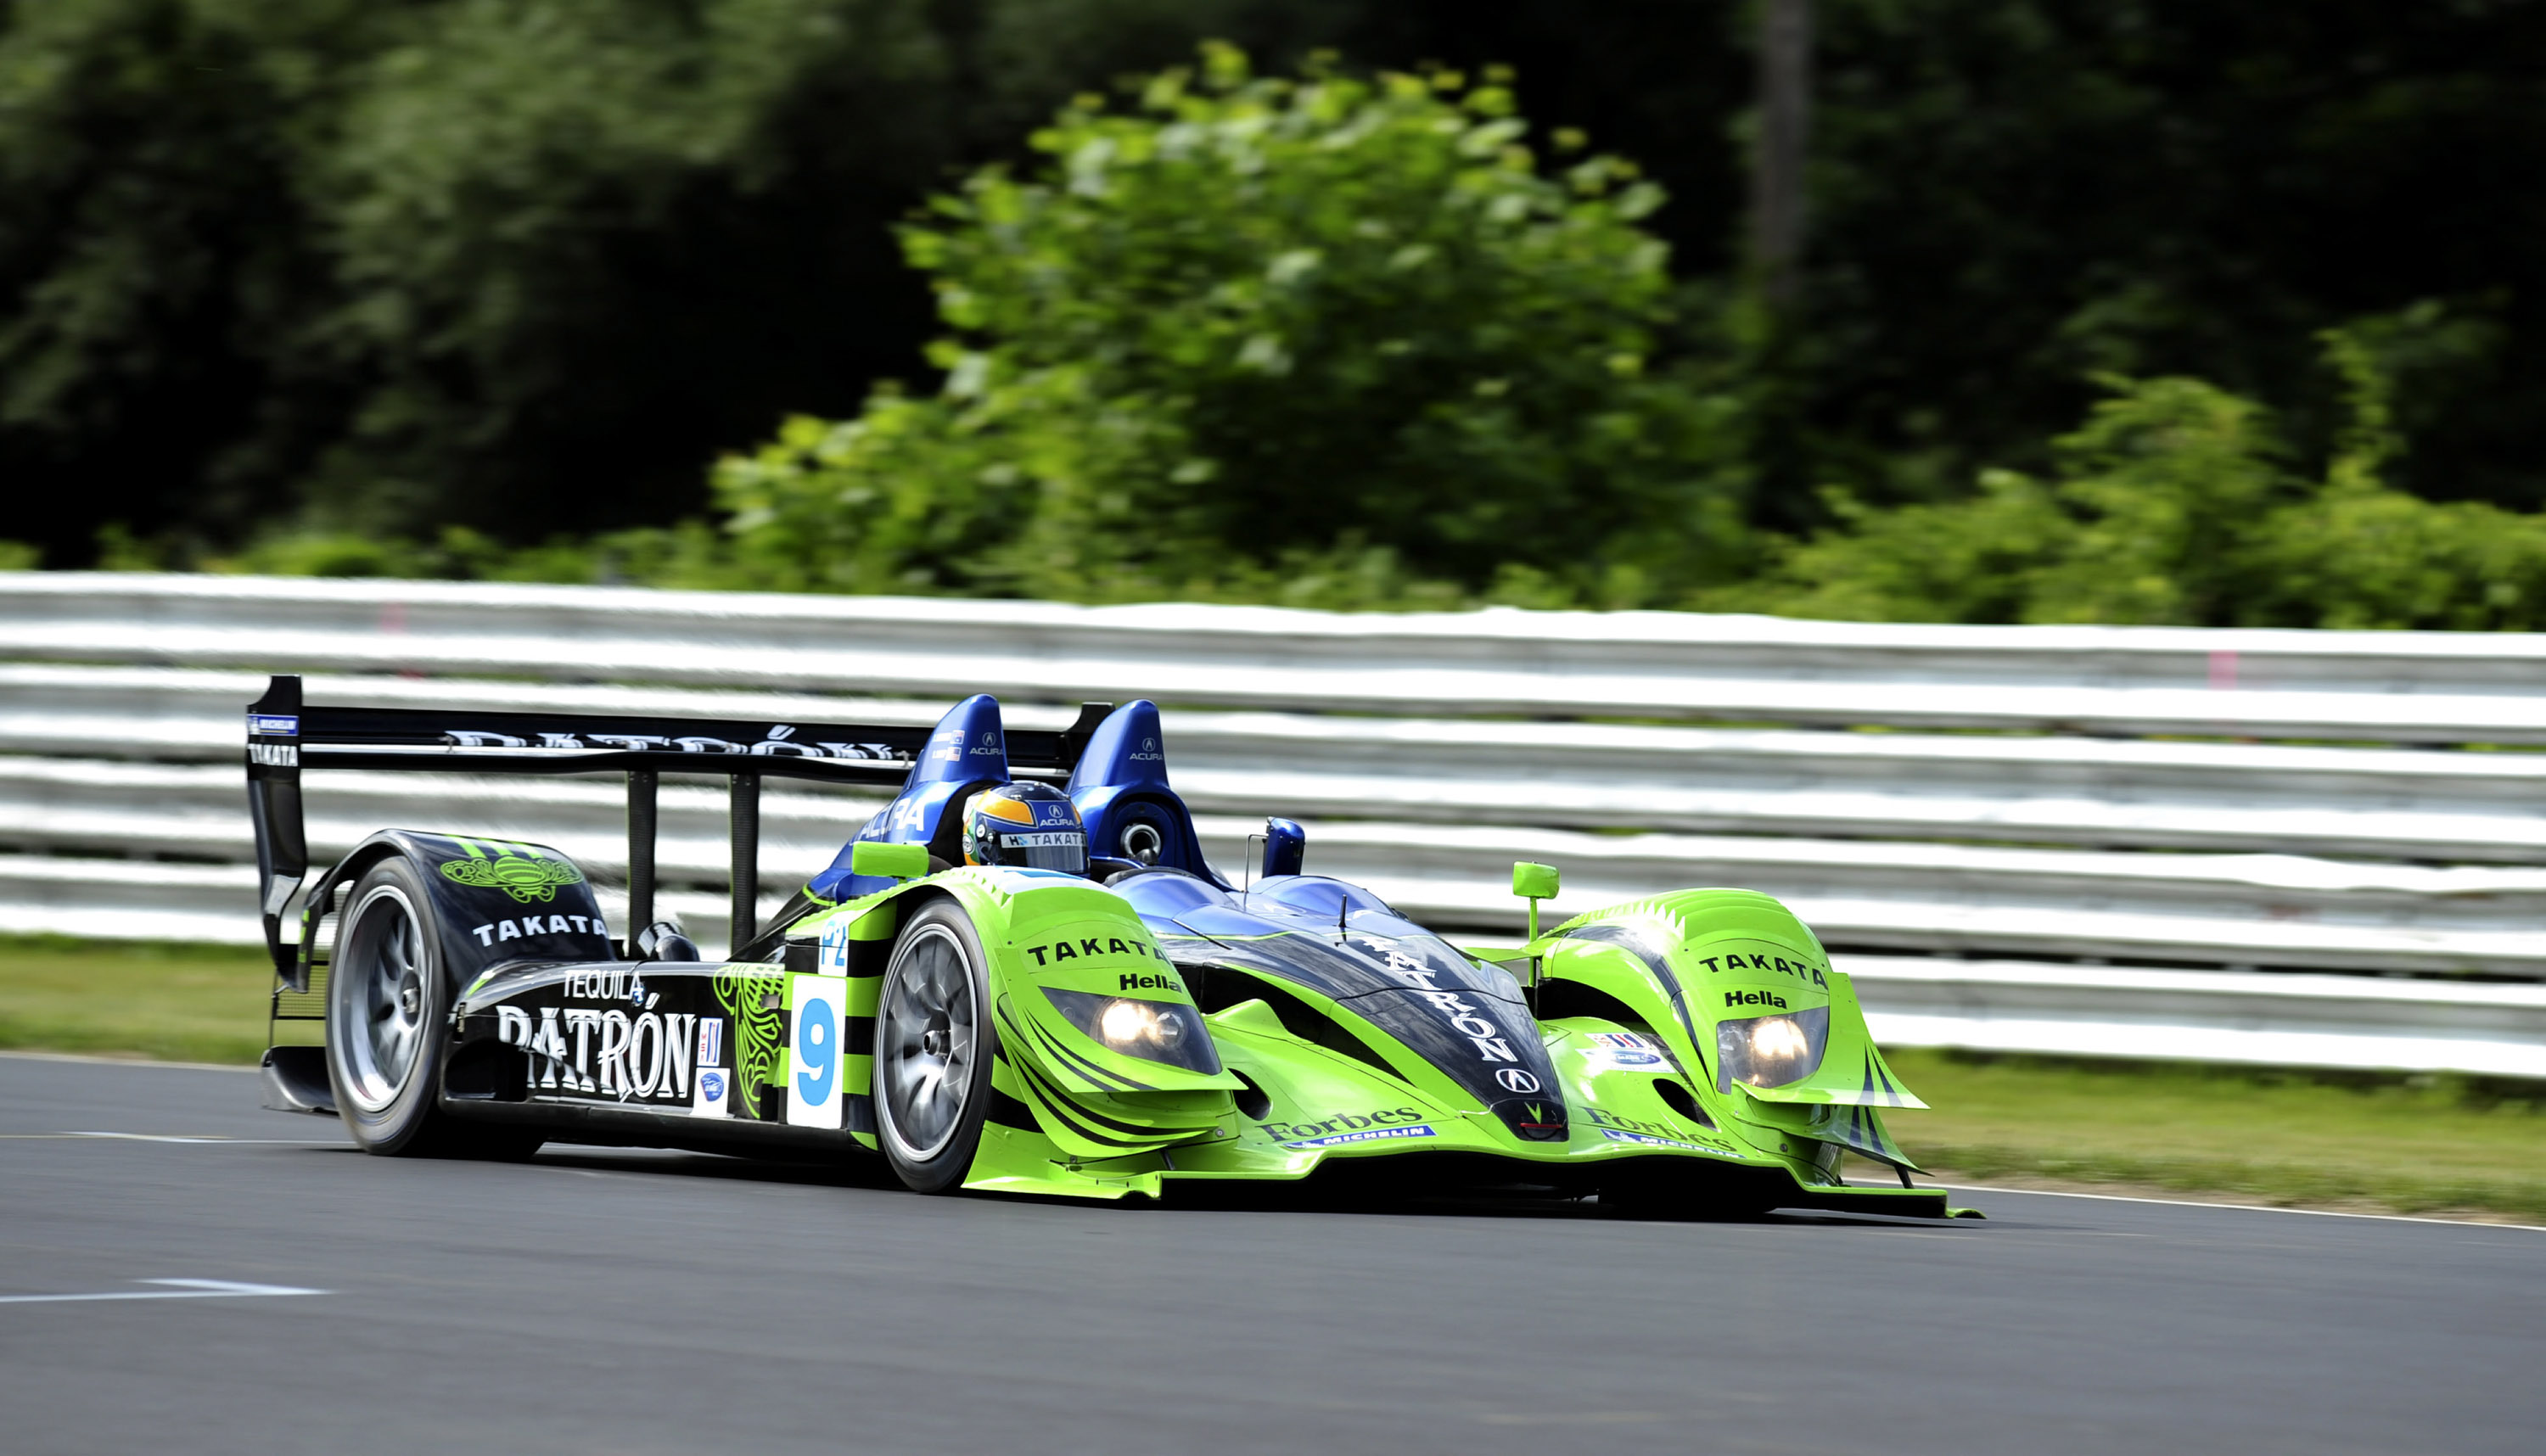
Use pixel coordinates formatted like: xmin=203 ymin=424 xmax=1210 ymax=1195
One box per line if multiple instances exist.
xmin=3 ymin=1055 xmax=2538 ymax=1456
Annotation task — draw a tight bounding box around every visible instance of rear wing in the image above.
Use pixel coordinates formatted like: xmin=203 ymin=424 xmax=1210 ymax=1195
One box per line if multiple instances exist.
xmin=245 ymin=674 xmax=1111 ymax=977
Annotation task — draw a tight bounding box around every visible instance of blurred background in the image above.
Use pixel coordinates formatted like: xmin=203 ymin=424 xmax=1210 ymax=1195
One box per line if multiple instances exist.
xmin=2 ymin=2 xmax=2543 ymax=1220
xmin=2 ymin=0 xmax=2543 ymax=625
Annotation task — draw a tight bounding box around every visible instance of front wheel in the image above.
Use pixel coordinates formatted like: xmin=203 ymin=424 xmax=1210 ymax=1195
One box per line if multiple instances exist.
xmin=873 ymin=901 xmax=997 ymax=1193
xmin=324 ymin=857 xmax=539 ymax=1160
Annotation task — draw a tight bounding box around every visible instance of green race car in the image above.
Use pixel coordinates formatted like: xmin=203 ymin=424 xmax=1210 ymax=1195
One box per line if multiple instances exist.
xmin=246 ymin=678 xmax=1963 ymax=1218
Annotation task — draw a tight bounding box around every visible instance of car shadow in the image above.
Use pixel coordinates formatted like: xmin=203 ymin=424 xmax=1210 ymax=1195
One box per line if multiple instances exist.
xmin=515 ymin=1140 xmax=1972 ymax=1229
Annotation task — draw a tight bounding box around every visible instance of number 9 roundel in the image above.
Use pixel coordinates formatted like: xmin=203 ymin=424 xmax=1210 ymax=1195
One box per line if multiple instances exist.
xmin=797 ymin=999 xmax=838 ymax=1105
xmin=787 ymin=976 xmax=847 ymax=1130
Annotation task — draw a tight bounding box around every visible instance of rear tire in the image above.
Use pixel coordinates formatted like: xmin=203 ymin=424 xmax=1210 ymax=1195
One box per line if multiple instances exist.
xmin=324 ymin=858 xmax=541 ymax=1161
xmin=873 ymin=902 xmax=997 ymax=1193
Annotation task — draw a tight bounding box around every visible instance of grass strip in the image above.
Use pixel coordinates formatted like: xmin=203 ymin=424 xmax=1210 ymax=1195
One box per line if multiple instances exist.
xmin=0 ymin=934 xmax=273 ymax=1065
xmin=1878 ymin=1048 xmax=2546 ymax=1224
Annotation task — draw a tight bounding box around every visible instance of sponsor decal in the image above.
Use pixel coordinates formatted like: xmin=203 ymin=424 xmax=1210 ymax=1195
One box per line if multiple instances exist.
xmin=1495 ymin=1067 xmax=1542 ymax=1094
xmin=248 ymin=743 xmax=298 ymax=767
xmin=712 ymin=972 xmax=787 ymax=1114
xmin=1276 ymin=1124 xmax=1438 ymax=1151
xmin=696 ymin=1016 xmax=725 ymax=1069
xmin=496 ymin=1005 xmax=696 ymax=1102
xmin=1579 ymin=1031 xmax=1674 ymax=1074
xmin=1359 ymin=939 xmax=1519 ymax=1065
xmin=1694 ymin=949 xmax=1829 ymax=988
xmin=1724 ymin=989 xmax=1788 ymax=1010
xmin=1023 ymin=935 xmax=1166 ymax=967
xmin=440 ymin=725 xmax=908 ymax=760
xmin=1129 ymin=735 xmax=1162 ymax=763
xmin=1581 ymin=1103 xmax=1716 ymax=1138
xmin=1259 ymin=1108 xmax=1427 ymax=1145
xmin=786 ymin=975 xmax=848 ymax=1131
xmin=818 ymin=917 xmax=855 ymax=975
xmin=998 ymin=831 xmax=1080 ymax=848
xmin=1600 ymin=1127 xmax=1727 ymax=1155
xmin=467 ymin=912 xmax=610 ymax=947
xmin=440 ymin=853 xmax=585 ymax=904
xmin=248 ymin=714 xmax=300 ymax=737
xmin=693 ymin=1067 xmax=730 ymax=1118
xmin=1117 ymin=971 xmax=1181 ymax=994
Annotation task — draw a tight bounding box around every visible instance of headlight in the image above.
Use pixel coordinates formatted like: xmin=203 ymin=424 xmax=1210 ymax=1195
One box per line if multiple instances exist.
xmin=1043 ymin=988 xmax=1222 ymax=1074
xmin=1714 ymin=1005 xmax=1830 ymax=1092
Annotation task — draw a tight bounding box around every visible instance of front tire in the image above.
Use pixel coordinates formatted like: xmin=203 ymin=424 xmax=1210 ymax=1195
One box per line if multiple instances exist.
xmin=324 ymin=857 xmax=539 ymax=1160
xmin=873 ymin=901 xmax=997 ymax=1193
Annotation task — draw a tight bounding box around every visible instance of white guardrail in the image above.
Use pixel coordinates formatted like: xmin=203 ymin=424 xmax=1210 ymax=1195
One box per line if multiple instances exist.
xmin=3 ymin=573 xmax=2543 ymax=1078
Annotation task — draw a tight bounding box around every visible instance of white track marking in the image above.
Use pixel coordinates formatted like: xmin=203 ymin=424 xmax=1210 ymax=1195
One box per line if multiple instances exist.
xmin=0 ymin=1280 xmax=326 ymax=1305
xmin=58 ymin=1131 xmax=241 ymax=1143
xmin=0 ymin=1050 xmax=255 ymax=1073
xmin=1954 ymin=1183 xmax=2546 ymax=1232
xmin=17 ymin=1132 xmax=338 ymax=1144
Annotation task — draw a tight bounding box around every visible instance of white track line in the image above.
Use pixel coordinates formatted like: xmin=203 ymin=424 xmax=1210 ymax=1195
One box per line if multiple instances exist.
xmin=0 ymin=1279 xmax=326 ymax=1305
xmin=0 ymin=1050 xmax=255 ymax=1073
xmin=50 ymin=1131 xmax=334 ymax=1144
xmin=1953 ymin=1183 xmax=2546 ymax=1232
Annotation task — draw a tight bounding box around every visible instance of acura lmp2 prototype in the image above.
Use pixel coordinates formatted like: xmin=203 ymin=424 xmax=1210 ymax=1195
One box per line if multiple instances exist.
xmin=246 ymin=677 xmax=1964 ymax=1217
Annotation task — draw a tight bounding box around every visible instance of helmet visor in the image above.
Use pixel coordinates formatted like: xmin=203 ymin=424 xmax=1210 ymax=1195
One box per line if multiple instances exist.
xmin=991 ymin=828 xmax=1087 ymax=876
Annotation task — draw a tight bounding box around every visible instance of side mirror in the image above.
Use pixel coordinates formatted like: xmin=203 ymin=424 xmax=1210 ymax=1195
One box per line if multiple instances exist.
xmin=1511 ymin=861 xmax=1559 ymax=942
xmin=851 ymin=840 xmax=931 ymax=882
xmin=1263 ymin=817 xmax=1306 ymax=878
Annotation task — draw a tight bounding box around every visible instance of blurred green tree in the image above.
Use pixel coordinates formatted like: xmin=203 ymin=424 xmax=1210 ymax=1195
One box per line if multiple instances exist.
xmin=1722 ymin=328 xmax=2546 ymax=630
xmin=1795 ymin=0 xmax=2546 ymax=517
xmin=711 ymin=47 xmax=1751 ymax=603
xmin=0 ymin=0 xmax=383 ymax=554
xmin=0 ymin=0 xmax=1427 ymax=561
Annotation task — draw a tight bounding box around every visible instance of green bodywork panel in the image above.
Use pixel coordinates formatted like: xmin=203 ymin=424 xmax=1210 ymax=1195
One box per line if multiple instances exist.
xmin=1522 ymin=889 xmax=1928 ymax=1176
xmin=412 ymin=860 xmax=1925 ymax=1212
xmin=692 ymin=873 xmax=1939 ymax=1212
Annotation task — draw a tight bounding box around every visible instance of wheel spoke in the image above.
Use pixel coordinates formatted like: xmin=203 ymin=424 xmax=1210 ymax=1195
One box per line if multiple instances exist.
xmin=878 ymin=923 xmax=982 ymax=1166
xmin=331 ymin=882 xmax=435 ymax=1116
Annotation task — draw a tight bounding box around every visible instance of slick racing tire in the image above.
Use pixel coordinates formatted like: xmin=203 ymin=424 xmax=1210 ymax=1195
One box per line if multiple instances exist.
xmin=324 ymin=858 xmax=540 ymax=1161
xmin=874 ymin=901 xmax=998 ymax=1194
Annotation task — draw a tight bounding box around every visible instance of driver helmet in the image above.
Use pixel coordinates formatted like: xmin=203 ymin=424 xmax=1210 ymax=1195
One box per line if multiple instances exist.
xmin=961 ymin=781 xmax=1089 ymax=875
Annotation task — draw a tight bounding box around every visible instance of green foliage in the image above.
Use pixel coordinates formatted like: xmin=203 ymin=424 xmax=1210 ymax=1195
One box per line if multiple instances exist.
xmin=1723 ymin=330 xmax=2546 ymax=630
xmin=16 ymin=5 xmax=2545 ymax=630
xmin=711 ymin=48 xmax=1749 ymax=603
xmin=296 ymin=0 xmax=962 ymax=536
xmin=222 ymin=294 xmax=2546 ymax=630
xmin=210 ymin=520 xmax=734 ymax=587
xmin=0 ymin=0 xmax=381 ymax=546
xmin=1799 ymin=1 xmax=2546 ymax=516
xmin=0 ymin=0 xmax=1347 ymax=559
xmin=0 ymin=540 xmax=38 ymax=570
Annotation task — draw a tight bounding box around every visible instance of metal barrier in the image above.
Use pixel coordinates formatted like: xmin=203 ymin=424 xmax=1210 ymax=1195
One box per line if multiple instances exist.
xmin=3 ymin=574 xmax=2541 ymax=1077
